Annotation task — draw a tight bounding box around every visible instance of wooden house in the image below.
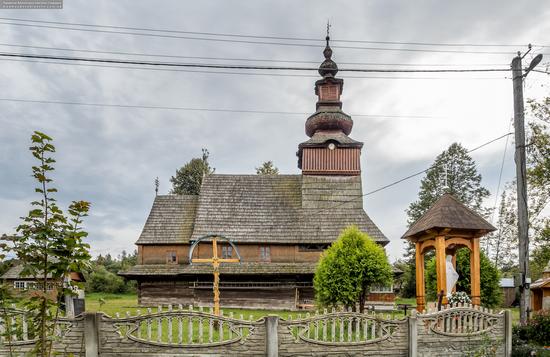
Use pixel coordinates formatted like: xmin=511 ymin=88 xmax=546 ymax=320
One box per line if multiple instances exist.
xmin=531 ymin=261 xmax=550 ymax=311
xmin=120 ymin=37 xmax=394 ymax=310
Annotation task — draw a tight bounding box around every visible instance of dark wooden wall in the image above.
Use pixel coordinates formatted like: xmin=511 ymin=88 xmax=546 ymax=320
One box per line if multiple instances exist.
xmin=138 ymin=280 xmax=298 ymax=310
xmin=139 ymin=243 xmax=323 ymax=265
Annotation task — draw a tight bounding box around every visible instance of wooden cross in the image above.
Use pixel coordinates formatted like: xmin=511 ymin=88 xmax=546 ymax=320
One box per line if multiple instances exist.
xmin=190 ymin=236 xmax=240 ymax=316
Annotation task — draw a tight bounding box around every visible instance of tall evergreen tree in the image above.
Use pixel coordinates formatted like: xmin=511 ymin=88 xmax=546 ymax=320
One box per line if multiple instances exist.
xmin=170 ymin=148 xmax=215 ymax=195
xmin=406 ymin=142 xmax=490 ymax=226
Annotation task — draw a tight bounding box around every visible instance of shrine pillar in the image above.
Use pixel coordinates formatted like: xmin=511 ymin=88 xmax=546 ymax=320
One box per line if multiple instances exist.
xmin=435 ymin=235 xmax=448 ymax=304
xmin=415 ymin=241 xmax=425 ymax=312
xmin=470 ymin=237 xmax=481 ymax=305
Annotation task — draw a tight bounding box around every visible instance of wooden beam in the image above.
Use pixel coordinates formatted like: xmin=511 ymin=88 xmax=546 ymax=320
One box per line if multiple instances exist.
xmin=415 ymin=241 xmax=426 ymax=312
xmin=470 ymin=237 xmax=481 ymax=305
xmin=435 ymin=235 xmax=448 ymax=304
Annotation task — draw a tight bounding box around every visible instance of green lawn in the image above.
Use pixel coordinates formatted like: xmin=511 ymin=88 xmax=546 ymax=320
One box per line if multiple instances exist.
xmin=86 ymin=293 xmax=411 ymax=320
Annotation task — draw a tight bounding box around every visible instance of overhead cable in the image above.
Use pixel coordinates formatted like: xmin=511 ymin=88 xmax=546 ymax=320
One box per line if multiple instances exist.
xmin=0 ymin=16 xmax=546 ymax=48
xmin=0 ymin=52 xmax=511 ymax=73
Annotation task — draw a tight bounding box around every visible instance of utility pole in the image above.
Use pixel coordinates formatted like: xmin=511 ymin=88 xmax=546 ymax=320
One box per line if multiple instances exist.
xmin=511 ymin=49 xmax=543 ymax=325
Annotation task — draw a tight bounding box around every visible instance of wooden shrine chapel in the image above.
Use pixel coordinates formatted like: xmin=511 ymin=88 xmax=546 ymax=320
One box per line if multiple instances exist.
xmin=402 ymin=194 xmax=496 ymax=312
xmin=120 ymin=36 xmax=395 ymax=310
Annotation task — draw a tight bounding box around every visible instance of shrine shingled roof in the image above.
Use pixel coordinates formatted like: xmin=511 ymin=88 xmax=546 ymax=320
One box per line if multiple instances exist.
xmin=136 ymin=174 xmax=387 ymax=245
xmin=402 ymin=193 xmax=496 ymax=240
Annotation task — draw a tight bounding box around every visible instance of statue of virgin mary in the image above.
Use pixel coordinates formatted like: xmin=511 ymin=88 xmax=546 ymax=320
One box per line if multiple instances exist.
xmin=446 ymin=255 xmax=459 ymax=297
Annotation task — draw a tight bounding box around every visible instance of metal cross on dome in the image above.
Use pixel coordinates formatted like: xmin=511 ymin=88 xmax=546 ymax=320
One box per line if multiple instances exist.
xmin=188 ymin=235 xmax=241 ymax=316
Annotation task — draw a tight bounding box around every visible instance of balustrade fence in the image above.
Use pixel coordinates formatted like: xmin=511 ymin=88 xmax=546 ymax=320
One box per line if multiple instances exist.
xmin=0 ymin=303 xmax=512 ymax=356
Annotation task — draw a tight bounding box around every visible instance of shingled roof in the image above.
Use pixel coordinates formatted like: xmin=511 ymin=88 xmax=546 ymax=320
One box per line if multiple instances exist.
xmin=119 ymin=262 xmax=319 ymax=277
xmin=136 ymin=195 xmax=198 ymax=244
xmin=402 ymin=194 xmax=496 ymax=239
xmin=137 ymin=174 xmax=387 ymax=245
xmin=0 ymin=264 xmax=45 ymax=280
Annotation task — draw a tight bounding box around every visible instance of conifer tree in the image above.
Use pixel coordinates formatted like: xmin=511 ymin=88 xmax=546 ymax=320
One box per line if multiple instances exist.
xmin=170 ymin=148 xmax=215 ymax=195
xmin=255 ymin=160 xmax=279 ymax=175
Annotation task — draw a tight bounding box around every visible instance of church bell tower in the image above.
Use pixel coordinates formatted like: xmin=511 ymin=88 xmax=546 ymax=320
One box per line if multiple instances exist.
xmin=297 ymin=35 xmax=363 ymax=175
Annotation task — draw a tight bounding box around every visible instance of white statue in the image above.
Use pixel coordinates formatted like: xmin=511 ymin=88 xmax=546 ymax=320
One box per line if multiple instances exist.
xmin=446 ymin=255 xmax=459 ymax=297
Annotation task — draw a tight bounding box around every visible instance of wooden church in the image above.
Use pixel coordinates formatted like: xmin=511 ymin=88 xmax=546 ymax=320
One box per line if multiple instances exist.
xmin=120 ymin=37 xmax=394 ymax=309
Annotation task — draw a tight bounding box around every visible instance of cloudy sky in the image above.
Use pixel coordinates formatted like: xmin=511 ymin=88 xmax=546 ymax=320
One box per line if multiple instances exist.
xmin=0 ymin=1 xmax=549 ymax=261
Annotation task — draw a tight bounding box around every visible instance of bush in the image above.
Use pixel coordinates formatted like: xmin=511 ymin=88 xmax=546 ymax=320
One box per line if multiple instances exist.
xmin=512 ymin=311 xmax=550 ymax=356
xmin=314 ymin=226 xmax=393 ymax=312
xmin=527 ymin=310 xmax=550 ymax=346
xmin=85 ymin=266 xmax=134 ymax=294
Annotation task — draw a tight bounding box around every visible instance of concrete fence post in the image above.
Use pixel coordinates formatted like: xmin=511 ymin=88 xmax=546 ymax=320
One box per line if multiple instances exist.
xmin=504 ymin=310 xmax=512 ymax=357
xmin=265 ymin=315 xmax=279 ymax=357
xmin=408 ymin=310 xmax=418 ymax=357
xmin=84 ymin=312 xmax=100 ymax=357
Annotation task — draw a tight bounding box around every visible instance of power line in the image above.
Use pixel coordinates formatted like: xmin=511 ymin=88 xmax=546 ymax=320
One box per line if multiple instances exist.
xmin=0 ymin=52 xmax=511 ymax=73
xmin=0 ymin=42 xmax=509 ymax=67
xmin=0 ymin=16 xmax=546 ymax=48
xmin=0 ymin=57 xmax=509 ymax=80
xmin=0 ymin=20 xmax=538 ymax=55
xmin=490 ymin=120 xmax=513 ymax=225
xmin=305 ymin=132 xmax=514 ymax=217
xmin=0 ymin=97 xmax=441 ymax=119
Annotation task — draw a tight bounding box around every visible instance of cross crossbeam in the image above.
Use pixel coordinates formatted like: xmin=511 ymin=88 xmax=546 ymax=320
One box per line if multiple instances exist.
xmin=189 ymin=235 xmax=241 ymax=316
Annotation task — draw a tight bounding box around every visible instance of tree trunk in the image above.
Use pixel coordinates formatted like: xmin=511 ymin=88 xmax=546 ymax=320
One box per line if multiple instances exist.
xmin=359 ymin=288 xmax=367 ymax=313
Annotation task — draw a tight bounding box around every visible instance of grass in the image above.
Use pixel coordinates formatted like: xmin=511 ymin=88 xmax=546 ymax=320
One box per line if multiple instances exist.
xmin=85 ymin=293 xmax=410 ymax=320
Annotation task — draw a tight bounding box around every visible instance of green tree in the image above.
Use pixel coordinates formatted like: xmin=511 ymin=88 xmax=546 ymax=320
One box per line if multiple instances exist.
xmin=425 ymin=249 xmax=501 ymax=307
xmin=170 ymin=148 xmax=215 ymax=195
xmin=86 ymin=266 xmax=128 ymax=294
xmin=406 ymin=142 xmax=490 ymax=225
xmin=255 ymin=161 xmax=279 ymax=175
xmin=85 ymin=250 xmax=137 ymax=293
xmin=314 ymin=226 xmax=393 ymax=313
xmin=1 ymin=131 xmax=91 ymax=356
xmin=489 ymin=187 xmax=518 ymax=272
xmin=486 ymin=97 xmax=550 ymax=274
xmin=401 ymin=142 xmax=491 ymax=298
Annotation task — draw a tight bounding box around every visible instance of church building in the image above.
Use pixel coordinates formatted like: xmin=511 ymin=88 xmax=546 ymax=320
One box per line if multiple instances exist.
xmin=120 ymin=37 xmax=393 ymax=310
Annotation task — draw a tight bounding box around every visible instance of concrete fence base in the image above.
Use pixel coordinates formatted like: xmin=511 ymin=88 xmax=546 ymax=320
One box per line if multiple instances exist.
xmin=0 ymin=305 xmax=512 ymax=357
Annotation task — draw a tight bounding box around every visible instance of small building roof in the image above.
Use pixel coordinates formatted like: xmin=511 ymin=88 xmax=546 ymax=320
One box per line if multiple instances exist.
xmin=531 ymin=277 xmax=550 ymax=290
xmin=500 ymin=277 xmax=515 ymax=288
xmin=402 ymin=194 xmax=496 ymax=240
xmin=1 ymin=264 xmax=85 ymax=281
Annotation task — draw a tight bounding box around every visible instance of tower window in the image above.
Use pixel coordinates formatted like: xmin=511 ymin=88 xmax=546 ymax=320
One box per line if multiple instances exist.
xmin=320 ymin=85 xmax=339 ymax=101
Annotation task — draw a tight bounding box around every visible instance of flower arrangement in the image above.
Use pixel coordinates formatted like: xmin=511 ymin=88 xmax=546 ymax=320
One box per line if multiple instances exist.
xmin=447 ymin=291 xmax=471 ymax=305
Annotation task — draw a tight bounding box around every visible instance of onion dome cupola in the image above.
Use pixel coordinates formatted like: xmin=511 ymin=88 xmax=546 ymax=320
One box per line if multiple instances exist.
xmin=297 ymin=35 xmax=363 ymax=176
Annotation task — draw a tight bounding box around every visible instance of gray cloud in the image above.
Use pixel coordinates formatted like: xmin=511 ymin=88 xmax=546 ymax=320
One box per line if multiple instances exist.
xmin=0 ymin=0 xmax=548 ymax=260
